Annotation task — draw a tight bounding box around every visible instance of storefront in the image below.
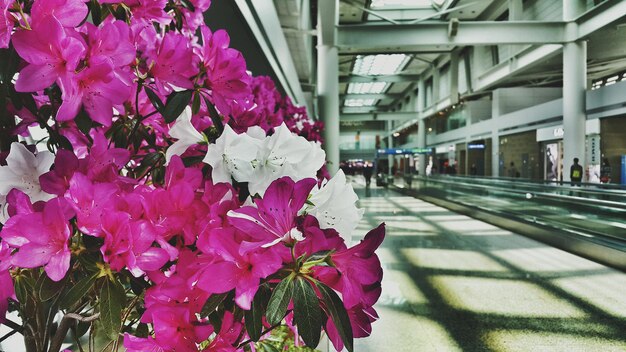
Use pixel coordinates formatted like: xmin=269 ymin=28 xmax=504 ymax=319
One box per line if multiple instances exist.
xmin=536 ymin=119 xmax=601 ymax=182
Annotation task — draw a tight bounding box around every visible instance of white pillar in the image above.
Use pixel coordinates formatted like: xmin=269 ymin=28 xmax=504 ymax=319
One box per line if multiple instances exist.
xmin=450 ymin=51 xmax=459 ymax=104
xmin=432 ymin=67 xmax=440 ymax=104
xmin=387 ymin=121 xmax=393 ymax=177
xmin=318 ymin=45 xmax=340 ymax=175
xmin=317 ymin=0 xmax=340 ymax=176
xmin=509 ymin=0 xmax=523 ymax=20
xmin=562 ymin=0 xmax=587 ymax=181
xmin=491 ymin=90 xmax=501 ymax=176
xmin=416 ymin=79 xmax=426 ymax=176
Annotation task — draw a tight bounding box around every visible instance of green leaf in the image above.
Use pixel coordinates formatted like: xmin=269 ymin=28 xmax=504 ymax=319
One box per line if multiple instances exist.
xmin=90 ymin=0 xmax=103 ymax=26
xmin=266 ymin=275 xmax=295 ymax=325
xmin=75 ymin=109 xmax=93 ymax=135
xmin=293 ymin=277 xmax=322 ymax=348
xmin=306 ymin=250 xmax=332 ymax=263
xmin=36 ymin=273 xmax=66 ymax=302
xmin=14 ymin=275 xmax=36 ymax=304
xmin=163 ymin=90 xmax=192 ymax=123
xmin=245 ymin=286 xmax=270 ymax=342
xmin=316 ymin=281 xmax=354 ymax=352
xmin=191 ymin=92 xmax=201 ymax=115
xmin=74 ymin=321 xmax=90 ymax=339
xmin=201 ymin=95 xmax=224 ymax=134
xmin=260 ymin=342 xmax=281 ymax=352
xmin=99 ymin=278 xmax=126 ymax=341
xmin=135 ymin=323 xmax=149 ymax=338
xmin=200 ymin=292 xmax=229 ymax=318
xmin=60 ymin=274 xmax=98 ymax=310
xmin=181 ymin=0 xmax=196 ymax=11
xmin=144 ymin=86 xmax=164 ymax=114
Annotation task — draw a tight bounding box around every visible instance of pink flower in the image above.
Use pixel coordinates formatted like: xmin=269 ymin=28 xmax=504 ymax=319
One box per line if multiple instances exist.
xmin=101 ymin=0 xmax=170 ymax=25
xmin=40 ymin=149 xmax=79 ymax=196
xmin=65 ymin=173 xmax=118 ymax=236
xmin=0 ymin=241 xmax=15 ymax=323
xmin=57 ymin=56 xmax=131 ymax=125
xmin=204 ymin=311 xmax=243 ymax=352
xmin=12 ymin=16 xmax=85 ymax=93
xmin=0 ymin=0 xmax=15 ymax=49
xmin=123 ymin=334 xmax=165 ymax=352
xmin=0 ymin=195 xmax=74 ymax=281
xmin=151 ymin=305 xmax=211 ymax=351
xmin=227 ymin=177 xmax=317 ymax=249
xmin=325 ymin=302 xmax=379 ymax=351
xmin=196 ymin=227 xmax=282 ymax=309
xmin=84 ymin=20 xmax=135 ymax=69
xmin=320 ymin=223 xmax=385 ymax=308
xmin=30 ymin=0 xmax=88 ymax=28
xmin=78 ymin=130 xmax=131 ymax=183
xmin=149 ymin=31 xmax=197 ymax=93
xmin=198 ymin=26 xmax=251 ymax=115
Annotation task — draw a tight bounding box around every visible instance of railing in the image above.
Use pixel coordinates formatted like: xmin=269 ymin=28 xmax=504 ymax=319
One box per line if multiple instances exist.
xmin=389 ymin=174 xmax=626 ymax=269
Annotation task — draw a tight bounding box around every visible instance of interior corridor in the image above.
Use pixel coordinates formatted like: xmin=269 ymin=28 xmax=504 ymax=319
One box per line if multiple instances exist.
xmin=349 ymin=177 xmax=626 ymax=352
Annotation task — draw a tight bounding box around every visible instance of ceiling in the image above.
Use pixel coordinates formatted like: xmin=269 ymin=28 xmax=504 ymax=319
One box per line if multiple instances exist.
xmin=266 ymin=0 xmax=625 ymax=123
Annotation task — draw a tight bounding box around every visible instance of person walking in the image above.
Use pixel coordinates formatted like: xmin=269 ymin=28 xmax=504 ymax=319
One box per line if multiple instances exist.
xmin=570 ymin=157 xmax=583 ymax=186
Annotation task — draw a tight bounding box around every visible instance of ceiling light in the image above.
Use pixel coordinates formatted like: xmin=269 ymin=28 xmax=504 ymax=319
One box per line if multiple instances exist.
xmin=344 ymin=99 xmax=377 ymax=107
xmin=371 ymin=0 xmax=432 ymax=8
xmin=347 ymin=82 xmax=389 ymax=94
xmin=352 ymin=54 xmax=410 ymax=76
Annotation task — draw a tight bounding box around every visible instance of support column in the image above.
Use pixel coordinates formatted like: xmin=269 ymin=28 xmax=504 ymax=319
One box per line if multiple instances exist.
xmin=318 ymin=45 xmax=340 ymax=175
xmin=432 ymin=66 xmax=440 ymax=105
xmin=317 ymin=0 xmax=340 ymax=176
xmin=562 ymin=0 xmax=587 ymax=181
xmin=416 ymin=79 xmax=427 ymax=176
xmin=450 ymin=51 xmax=459 ymax=104
xmin=387 ymin=121 xmax=393 ymax=177
xmin=491 ymin=90 xmax=501 ymax=177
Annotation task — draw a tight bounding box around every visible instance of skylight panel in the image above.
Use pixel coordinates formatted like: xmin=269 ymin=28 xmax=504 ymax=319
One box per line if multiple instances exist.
xmin=344 ymin=99 xmax=377 ymax=107
xmin=347 ymin=82 xmax=389 ymax=94
xmin=352 ymin=54 xmax=410 ymax=76
xmin=371 ymin=0 xmax=433 ymax=8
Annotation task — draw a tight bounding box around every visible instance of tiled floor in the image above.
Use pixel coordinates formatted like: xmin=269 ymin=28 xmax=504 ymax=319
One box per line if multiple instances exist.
xmin=350 ymin=177 xmax=626 ymax=352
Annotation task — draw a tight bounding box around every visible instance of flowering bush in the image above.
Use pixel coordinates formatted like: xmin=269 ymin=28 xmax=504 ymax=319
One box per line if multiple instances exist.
xmin=0 ymin=1 xmax=385 ymax=351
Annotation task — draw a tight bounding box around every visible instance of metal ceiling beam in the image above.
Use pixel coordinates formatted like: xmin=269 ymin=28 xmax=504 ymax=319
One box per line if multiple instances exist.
xmin=234 ymin=0 xmax=307 ymax=110
xmin=341 ymin=112 xmax=418 ymax=121
xmin=341 ymin=93 xmax=402 ymax=100
xmin=474 ymin=44 xmax=562 ymax=90
xmin=339 ymin=74 xmax=421 ymax=83
xmin=337 ymin=21 xmax=566 ymax=52
xmin=577 ymin=0 xmax=626 ymax=39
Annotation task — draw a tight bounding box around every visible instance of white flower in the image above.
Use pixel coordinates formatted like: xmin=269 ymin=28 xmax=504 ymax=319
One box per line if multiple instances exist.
xmin=0 ymin=142 xmax=54 ymax=222
xmin=247 ymin=123 xmax=325 ymax=196
xmin=302 ymin=169 xmax=364 ymax=238
xmin=203 ymin=124 xmax=260 ymax=184
xmin=165 ymin=106 xmax=205 ymax=165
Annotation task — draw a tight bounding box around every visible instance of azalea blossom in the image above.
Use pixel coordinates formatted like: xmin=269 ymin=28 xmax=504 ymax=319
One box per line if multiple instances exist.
xmin=57 ymin=57 xmax=131 ymax=125
xmin=302 ymin=169 xmax=364 ymax=238
xmin=247 ymin=123 xmax=326 ymax=196
xmin=197 ymin=26 xmax=251 ymax=116
xmin=228 ymin=177 xmax=317 ymax=249
xmin=0 ymin=241 xmax=14 ymax=323
xmin=12 ymin=15 xmax=85 ymax=93
xmin=0 ymin=0 xmax=14 ymax=49
xmin=30 ymin=0 xmax=89 ymax=28
xmin=0 ymin=142 xmax=54 ymax=216
xmin=0 ymin=195 xmax=74 ymax=281
xmin=203 ymin=124 xmax=260 ymax=184
xmin=197 ymin=227 xmax=282 ymax=309
xmin=165 ymin=106 xmax=205 ymax=165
